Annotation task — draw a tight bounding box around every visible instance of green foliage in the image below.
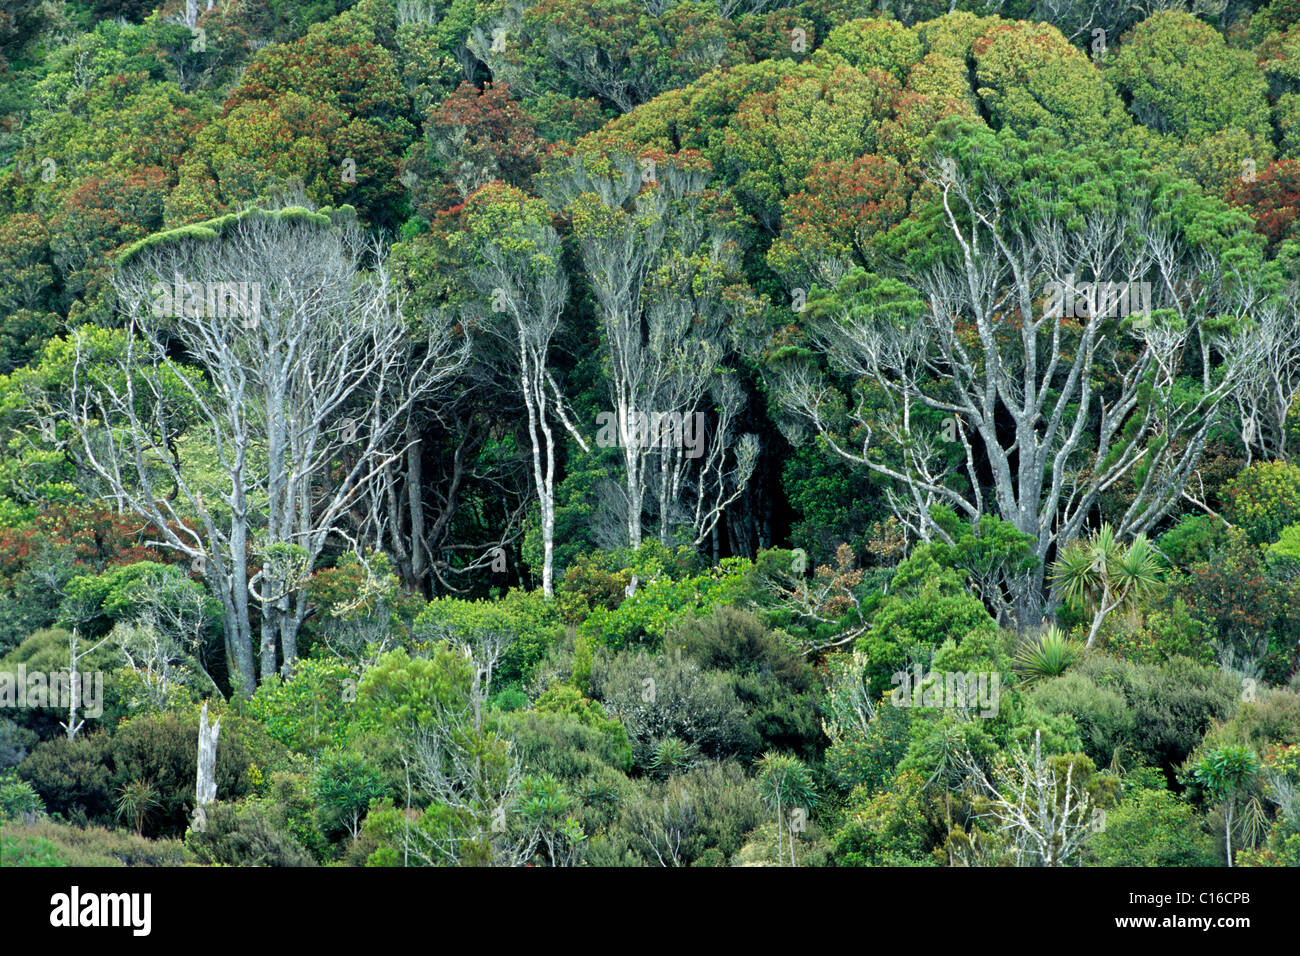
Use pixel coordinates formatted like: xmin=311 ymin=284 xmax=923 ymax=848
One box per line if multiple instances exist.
xmin=1109 ymin=11 xmax=1271 ymax=144
xmin=18 ymin=709 xmax=255 ymax=838
xmin=1 ymin=0 xmax=1296 ymax=872
xmin=311 ymin=749 xmax=390 ymax=839
xmin=1028 ymin=671 xmax=1133 ymax=767
xmin=0 ymin=769 xmax=43 ymax=822
xmin=1193 ymin=744 xmax=1260 ymax=797
xmin=413 ymin=589 xmax=562 ymax=693
xmin=856 ymin=548 xmax=999 ymax=696
xmin=1222 ymin=461 xmax=1300 ymax=547
xmin=588 ymin=647 xmax=756 ymax=767
xmin=834 ymin=770 xmax=942 ymax=866
xmin=184 ymin=800 xmax=316 ymax=867
xmin=353 ymin=647 xmax=472 ymax=739
xmin=605 ymin=760 xmax=763 ymax=866
xmin=1067 ymin=655 xmax=1241 ymax=770
xmin=1013 ymin=627 xmax=1084 ymax=684
xmin=580 ymin=558 xmax=753 ymax=649
xmin=247 ymin=658 xmax=357 ymax=754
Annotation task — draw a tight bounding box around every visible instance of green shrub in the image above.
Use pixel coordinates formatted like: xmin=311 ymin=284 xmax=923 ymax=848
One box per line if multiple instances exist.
xmin=413 ymin=589 xmax=563 ymax=693
xmin=1068 ymin=655 xmax=1240 ymax=770
xmin=0 ymin=769 xmax=43 ymax=822
xmin=1028 ymin=671 xmax=1135 ymax=767
xmin=185 ymin=800 xmax=316 ymax=866
xmin=1222 ymin=461 xmax=1300 ymax=547
xmin=1086 ymin=788 xmax=1219 ymax=866
xmin=247 ymin=657 xmax=356 ymax=753
xmin=0 ymin=819 xmax=190 ymax=866
xmin=589 ymin=648 xmax=756 ymax=767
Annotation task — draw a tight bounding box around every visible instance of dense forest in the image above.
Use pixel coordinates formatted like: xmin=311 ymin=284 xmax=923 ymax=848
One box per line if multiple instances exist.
xmin=0 ymin=0 xmax=1298 ymax=869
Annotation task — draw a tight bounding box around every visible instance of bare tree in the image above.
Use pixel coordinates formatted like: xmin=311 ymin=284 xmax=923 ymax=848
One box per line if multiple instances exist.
xmin=61 ymin=627 xmax=109 ymax=740
xmin=458 ymin=185 xmax=588 ymax=596
xmin=1221 ymin=292 xmax=1300 ymax=464
xmin=959 ymin=730 xmax=1106 ymax=867
xmin=778 ymin=148 xmax=1252 ymax=626
xmin=53 ymin=206 xmax=467 ymax=694
xmin=113 ymin=614 xmax=190 ymax=711
xmin=404 ymin=628 xmax=538 ymax=866
xmin=543 ymin=152 xmax=760 ymax=580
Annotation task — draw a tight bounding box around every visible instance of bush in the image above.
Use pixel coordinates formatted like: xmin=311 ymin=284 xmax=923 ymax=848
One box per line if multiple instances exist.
xmin=1028 ymin=671 xmax=1135 ymax=768
xmin=521 ymin=686 xmax=632 ymax=774
xmin=1197 ymin=687 xmax=1300 ymax=751
xmin=185 ymin=800 xmax=316 ymax=866
xmin=826 ymin=697 xmax=912 ymax=794
xmin=1093 ymin=597 xmax=1214 ymax=666
xmin=589 ymin=648 xmax=757 ymax=767
xmin=17 ymin=732 xmax=115 ymax=824
xmin=855 ymin=549 xmax=999 ymax=697
xmin=672 ymin=606 xmax=810 ymax=689
xmin=19 ymin=709 xmax=256 ymax=838
xmin=672 ymin=607 xmax=823 ymax=758
xmin=247 ymin=657 xmax=356 ymax=753
xmin=311 ymin=749 xmax=390 ymax=840
xmin=612 ymin=761 xmax=763 ymax=866
xmin=579 ymin=558 xmax=753 ymax=649
xmin=1222 ymin=461 xmax=1300 ymax=547
xmin=1086 ymin=788 xmax=1219 ymax=866
xmin=556 ymin=551 xmax=633 ymax=625
xmin=1070 ymin=655 xmax=1240 ymax=770
xmin=0 ymin=769 xmax=44 ymax=822
xmin=106 ymin=710 xmax=254 ymax=838
xmin=412 ymin=589 xmax=563 ymax=693
xmin=833 ymin=771 xmax=942 ymax=866
xmin=1158 ymin=515 xmax=1227 ymax=568
xmin=0 ymin=832 xmax=64 ymax=866
xmin=0 ymin=819 xmax=190 ymax=866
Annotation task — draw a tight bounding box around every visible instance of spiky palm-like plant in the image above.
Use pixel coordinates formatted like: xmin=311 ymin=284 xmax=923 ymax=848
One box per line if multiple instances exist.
xmin=1193 ymin=745 xmax=1259 ymax=867
xmin=1051 ymin=524 xmax=1164 ymax=648
xmin=647 ymin=737 xmax=697 ymax=779
xmin=756 ymin=751 xmax=817 ymax=866
xmin=1014 ymin=626 xmax=1084 ymax=683
xmin=116 ymin=778 xmax=161 ymax=836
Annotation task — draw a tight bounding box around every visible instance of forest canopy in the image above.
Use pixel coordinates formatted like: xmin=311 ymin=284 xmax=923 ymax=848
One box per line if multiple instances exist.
xmin=0 ymin=0 xmax=1299 ymax=869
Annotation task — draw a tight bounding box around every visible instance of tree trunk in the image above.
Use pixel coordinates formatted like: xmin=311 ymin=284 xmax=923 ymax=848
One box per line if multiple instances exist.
xmin=193 ymin=701 xmax=220 ymax=833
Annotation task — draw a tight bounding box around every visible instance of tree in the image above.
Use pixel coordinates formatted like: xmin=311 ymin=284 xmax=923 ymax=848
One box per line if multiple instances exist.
xmin=454 ymin=182 xmax=587 ymax=596
xmin=969 ymin=20 xmax=1130 ymax=147
xmin=960 ymin=729 xmax=1115 ymax=866
xmin=475 ymin=0 xmax=735 ymax=114
xmin=312 ymin=749 xmax=389 ymax=840
xmin=115 ymin=777 xmax=162 ymax=836
xmin=776 ymin=122 xmax=1256 ymax=626
xmin=62 ymin=628 xmax=111 ymax=740
xmin=515 ymin=771 xmax=585 ymax=866
xmin=402 ymin=82 xmax=543 ymax=219
xmin=54 ymin=205 xmax=467 ymax=694
xmin=755 ymin=750 xmax=816 ymax=866
xmin=1108 ymin=11 xmax=1271 ymax=146
xmin=1219 ymin=246 xmax=1300 ymax=463
xmin=541 ymin=148 xmax=758 ymax=572
xmin=1193 ymin=744 xmax=1259 ymax=867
